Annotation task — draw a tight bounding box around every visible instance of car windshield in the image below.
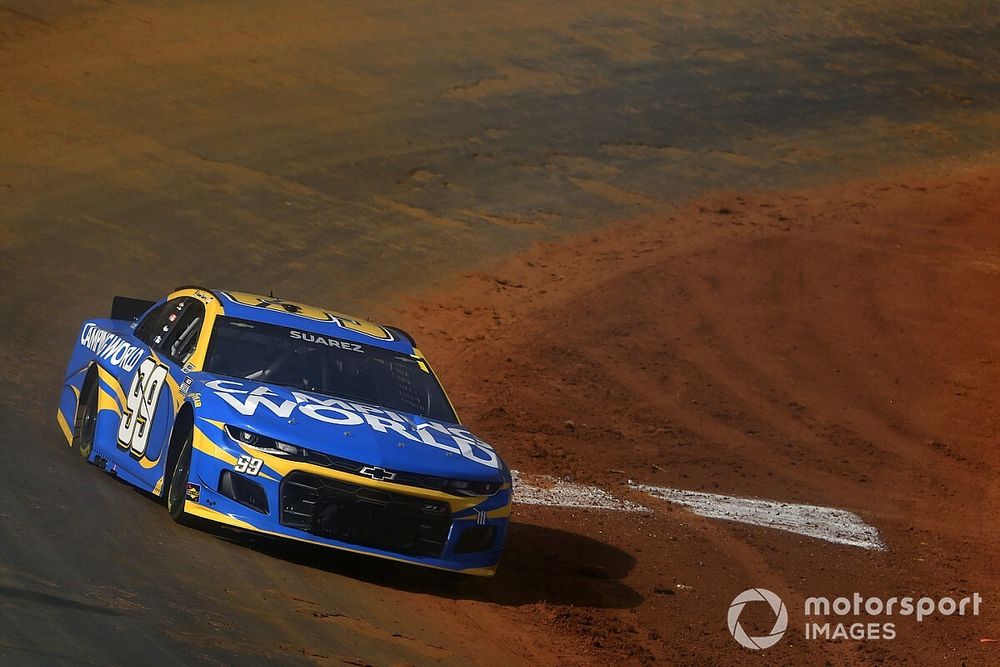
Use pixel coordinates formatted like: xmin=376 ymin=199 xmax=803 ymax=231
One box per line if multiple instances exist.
xmin=204 ymin=316 xmax=457 ymax=423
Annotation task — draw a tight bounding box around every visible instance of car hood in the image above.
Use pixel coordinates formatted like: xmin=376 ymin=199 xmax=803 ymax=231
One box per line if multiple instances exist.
xmin=190 ymin=374 xmax=504 ymax=481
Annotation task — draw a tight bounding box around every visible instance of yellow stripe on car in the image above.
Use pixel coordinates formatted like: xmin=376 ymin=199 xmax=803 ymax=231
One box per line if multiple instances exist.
xmin=96 ymin=365 xmax=127 ymax=410
xmin=57 ymin=409 xmax=73 ymax=445
xmin=197 ymin=418 xmax=488 ymax=513
xmin=192 ymin=425 xmax=278 ymax=482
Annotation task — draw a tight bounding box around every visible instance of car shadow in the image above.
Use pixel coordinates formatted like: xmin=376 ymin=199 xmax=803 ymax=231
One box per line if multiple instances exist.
xmin=199 ymin=518 xmax=643 ymax=609
xmin=106 ymin=462 xmax=642 ymax=610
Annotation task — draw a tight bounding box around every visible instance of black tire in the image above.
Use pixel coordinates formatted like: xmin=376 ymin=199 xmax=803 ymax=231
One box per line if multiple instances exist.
xmin=75 ymin=378 xmax=99 ymax=460
xmin=167 ymin=430 xmax=194 ymax=524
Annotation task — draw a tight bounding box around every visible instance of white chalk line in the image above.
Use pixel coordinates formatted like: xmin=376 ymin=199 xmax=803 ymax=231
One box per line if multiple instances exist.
xmin=629 ymin=483 xmax=886 ymax=551
xmin=510 ymin=470 xmax=650 ymax=512
xmin=510 ymin=470 xmax=885 ymax=551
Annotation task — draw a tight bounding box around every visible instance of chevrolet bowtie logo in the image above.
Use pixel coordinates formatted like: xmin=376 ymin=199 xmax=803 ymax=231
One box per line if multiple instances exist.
xmin=358 ymin=466 xmax=396 ymax=481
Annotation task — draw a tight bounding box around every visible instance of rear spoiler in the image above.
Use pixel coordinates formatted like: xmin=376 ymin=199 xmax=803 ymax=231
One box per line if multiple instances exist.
xmin=111 ymin=296 xmax=156 ymax=322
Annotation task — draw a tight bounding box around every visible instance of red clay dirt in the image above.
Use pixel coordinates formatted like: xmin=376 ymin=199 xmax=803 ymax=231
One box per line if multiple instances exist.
xmin=4 ymin=2 xmax=1000 ymax=664
xmin=390 ymin=156 xmax=1000 ymax=665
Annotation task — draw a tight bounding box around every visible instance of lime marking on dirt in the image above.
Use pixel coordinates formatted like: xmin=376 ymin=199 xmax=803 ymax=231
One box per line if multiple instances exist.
xmin=511 ymin=471 xmax=649 ymax=512
xmin=630 ymin=483 xmax=886 ymax=551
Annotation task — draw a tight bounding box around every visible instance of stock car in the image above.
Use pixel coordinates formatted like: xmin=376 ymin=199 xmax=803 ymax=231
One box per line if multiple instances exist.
xmin=56 ymin=287 xmax=511 ymax=575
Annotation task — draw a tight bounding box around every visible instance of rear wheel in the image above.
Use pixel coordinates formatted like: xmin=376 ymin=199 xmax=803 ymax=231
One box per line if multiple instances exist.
xmin=167 ymin=430 xmax=194 ymax=523
xmin=75 ymin=378 xmax=98 ymax=460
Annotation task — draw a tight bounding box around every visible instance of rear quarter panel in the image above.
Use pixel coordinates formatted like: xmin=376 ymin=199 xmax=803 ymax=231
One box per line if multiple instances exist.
xmin=58 ymin=317 xmax=182 ymax=494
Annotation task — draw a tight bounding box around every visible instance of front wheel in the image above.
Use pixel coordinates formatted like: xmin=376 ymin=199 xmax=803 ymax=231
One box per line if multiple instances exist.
xmin=167 ymin=430 xmax=194 ymax=524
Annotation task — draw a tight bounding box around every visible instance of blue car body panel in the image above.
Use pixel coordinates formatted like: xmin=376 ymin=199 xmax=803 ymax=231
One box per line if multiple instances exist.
xmin=56 ymin=288 xmax=511 ymax=576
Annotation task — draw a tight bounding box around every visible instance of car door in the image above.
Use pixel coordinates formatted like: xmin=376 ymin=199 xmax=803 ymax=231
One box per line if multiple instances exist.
xmin=112 ymin=296 xmax=205 ymax=491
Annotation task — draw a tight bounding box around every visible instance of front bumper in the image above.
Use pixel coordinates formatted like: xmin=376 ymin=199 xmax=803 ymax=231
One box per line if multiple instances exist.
xmin=185 ymin=420 xmax=511 ymax=576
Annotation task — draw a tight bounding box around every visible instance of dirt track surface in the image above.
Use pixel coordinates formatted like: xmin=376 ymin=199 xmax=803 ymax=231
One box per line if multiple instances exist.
xmin=397 ymin=159 xmax=1000 ymax=664
xmin=2 ymin=1 xmax=1000 ymax=665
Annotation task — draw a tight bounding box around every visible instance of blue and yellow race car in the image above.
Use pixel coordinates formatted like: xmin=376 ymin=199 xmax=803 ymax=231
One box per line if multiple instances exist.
xmin=57 ymin=287 xmax=511 ymax=575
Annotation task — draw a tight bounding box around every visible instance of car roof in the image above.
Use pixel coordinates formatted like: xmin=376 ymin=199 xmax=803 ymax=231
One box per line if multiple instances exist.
xmin=172 ymin=287 xmax=417 ymax=355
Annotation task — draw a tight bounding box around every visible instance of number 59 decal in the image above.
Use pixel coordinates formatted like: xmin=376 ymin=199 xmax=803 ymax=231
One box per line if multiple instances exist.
xmin=118 ymin=357 xmax=168 ymax=458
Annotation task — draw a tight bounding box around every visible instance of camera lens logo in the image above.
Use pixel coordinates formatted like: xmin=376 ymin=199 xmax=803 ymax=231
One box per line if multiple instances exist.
xmin=728 ymin=588 xmax=788 ymax=650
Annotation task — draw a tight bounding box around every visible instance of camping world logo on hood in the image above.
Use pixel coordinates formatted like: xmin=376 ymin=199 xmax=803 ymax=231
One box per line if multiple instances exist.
xmin=205 ymin=379 xmax=500 ymax=469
